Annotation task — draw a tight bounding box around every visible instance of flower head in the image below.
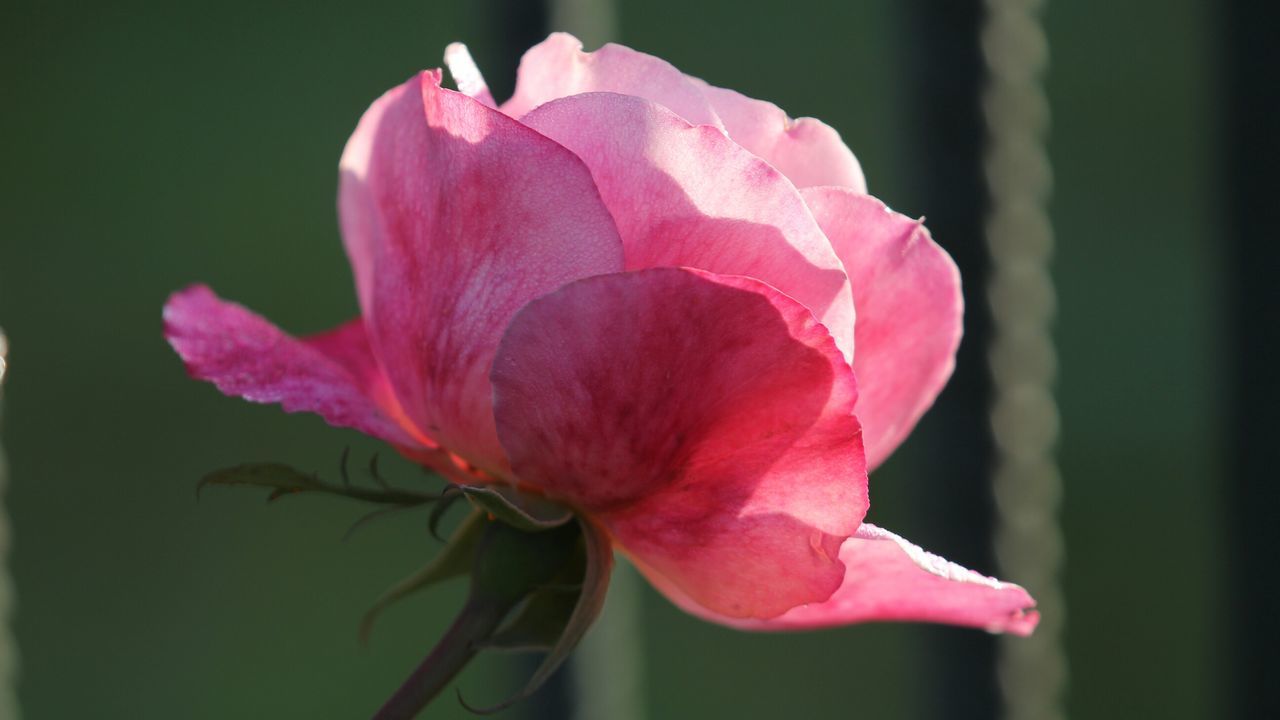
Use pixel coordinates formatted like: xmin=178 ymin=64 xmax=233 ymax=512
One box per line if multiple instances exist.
xmin=166 ymin=34 xmax=1037 ymax=636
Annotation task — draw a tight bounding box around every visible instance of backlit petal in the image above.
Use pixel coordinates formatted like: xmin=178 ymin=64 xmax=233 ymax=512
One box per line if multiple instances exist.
xmin=338 ymin=70 xmax=624 ymax=473
xmin=502 ymin=32 xmax=723 ymax=129
xmin=491 ymin=268 xmax=868 ymax=619
xmin=163 ymin=285 xmax=425 ymax=449
xmin=804 ymin=187 xmax=962 ymax=470
xmin=692 ymin=78 xmax=867 ymax=192
xmin=521 ymin=92 xmax=855 ymax=360
xmin=665 ymin=523 xmax=1038 ymax=635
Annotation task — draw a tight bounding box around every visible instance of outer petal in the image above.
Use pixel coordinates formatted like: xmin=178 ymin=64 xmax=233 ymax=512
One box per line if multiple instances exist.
xmin=803 ymin=187 xmax=962 ymax=470
xmin=163 ymin=285 xmax=425 ymax=449
xmin=502 ymin=32 xmax=723 ymax=129
xmin=521 ymin=93 xmax=856 ymax=360
xmin=657 ymin=523 xmax=1038 ymax=635
xmin=338 ymin=70 xmax=625 ymax=474
xmin=491 ymin=268 xmax=868 ymax=619
xmin=691 ymin=78 xmax=867 ymax=193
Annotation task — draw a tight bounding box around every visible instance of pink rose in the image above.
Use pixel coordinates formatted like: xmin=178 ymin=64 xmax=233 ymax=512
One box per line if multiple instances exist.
xmin=165 ymin=34 xmax=1037 ymax=634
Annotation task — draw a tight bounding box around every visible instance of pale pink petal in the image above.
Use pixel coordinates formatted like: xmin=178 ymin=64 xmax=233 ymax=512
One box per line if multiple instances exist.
xmin=803 ymin=187 xmax=962 ymax=470
xmin=521 ymin=92 xmax=856 ymax=360
xmin=443 ymin=42 xmax=496 ymax=108
xmin=338 ymin=70 xmax=624 ymax=474
xmin=491 ymin=268 xmax=867 ymax=619
xmin=163 ymin=285 xmax=426 ymax=449
xmin=690 ymin=78 xmax=866 ymax=192
xmin=502 ymin=32 xmax=723 ymax=129
xmin=651 ymin=523 xmax=1037 ymax=635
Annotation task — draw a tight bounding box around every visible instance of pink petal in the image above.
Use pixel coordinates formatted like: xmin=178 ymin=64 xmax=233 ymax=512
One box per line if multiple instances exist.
xmin=338 ymin=70 xmax=624 ymax=474
xmin=803 ymin=187 xmax=962 ymax=470
xmin=491 ymin=268 xmax=868 ymax=619
xmin=662 ymin=523 xmax=1037 ymax=635
xmin=520 ymin=92 xmax=856 ymax=360
xmin=163 ymin=285 xmax=426 ymax=449
xmin=690 ymin=78 xmax=867 ymax=193
xmin=502 ymin=32 xmax=723 ymax=129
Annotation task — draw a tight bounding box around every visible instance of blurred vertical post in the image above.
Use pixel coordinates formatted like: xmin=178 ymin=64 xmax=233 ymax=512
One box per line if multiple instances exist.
xmin=542 ymin=7 xmax=648 ymax=720
xmin=1224 ymin=0 xmax=1280 ymax=716
xmin=900 ymin=1 xmax=1001 ymax=717
xmin=486 ymin=4 xmax=576 ymax=714
xmin=486 ymin=3 xmax=643 ymax=719
xmin=980 ymin=2 xmax=1066 ymax=719
xmin=549 ymin=0 xmax=617 ymax=48
xmin=0 ymin=329 xmax=17 ymax=719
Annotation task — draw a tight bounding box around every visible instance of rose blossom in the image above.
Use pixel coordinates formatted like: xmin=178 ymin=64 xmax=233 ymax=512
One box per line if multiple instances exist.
xmin=165 ymin=33 xmax=1037 ymax=634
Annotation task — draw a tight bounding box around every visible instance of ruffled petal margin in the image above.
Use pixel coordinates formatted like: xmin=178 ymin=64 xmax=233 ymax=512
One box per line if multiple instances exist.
xmin=804 ymin=187 xmax=962 ymax=470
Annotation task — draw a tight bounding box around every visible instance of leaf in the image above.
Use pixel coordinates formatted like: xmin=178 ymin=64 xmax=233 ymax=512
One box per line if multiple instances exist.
xmin=198 ymin=462 xmax=438 ymax=506
xmin=475 ymin=586 xmax=581 ymax=654
xmin=460 ymin=516 xmax=614 ymax=714
xmin=373 ymin=520 xmax=585 ymax=719
xmin=198 ymin=462 xmax=321 ymax=499
xmin=359 ymin=509 xmax=486 ymax=645
xmin=460 ymin=484 xmax=574 ymax=532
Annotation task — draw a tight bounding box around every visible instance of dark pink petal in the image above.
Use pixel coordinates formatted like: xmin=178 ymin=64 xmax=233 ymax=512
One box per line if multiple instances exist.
xmin=521 ymin=92 xmax=856 ymax=360
xmin=163 ymin=285 xmax=426 ymax=449
xmin=803 ymin=187 xmax=962 ymax=470
xmin=502 ymin=32 xmax=723 ymax=129
xmin=656 ymin=523 xmax=1038 ymax=635
xmin=338 ymin=70 xmax=624 ymax=474
xmin=691 ymin=79 xmax=867 ymax=193
xmin=491 ymin=268 xmax=868 ymax=619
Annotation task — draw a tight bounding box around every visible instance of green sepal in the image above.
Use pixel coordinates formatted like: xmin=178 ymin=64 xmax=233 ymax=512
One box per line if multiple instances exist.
xmin=460 ymin=484 xmax=573 ymax=532
xmin=468 ymin=516 xmax=583 ymax=603
xmin=359 ymin=509 xmax=486 ymax=644
xmin=199 ymin=462 xmax=437 ymax=506
xmin=460 ymin=516 xmax=614 ymax=715
xmin=373 ymin=519 xmax=585 ymax=720
xmin=475 ymin=585 xmax=580 ymax=654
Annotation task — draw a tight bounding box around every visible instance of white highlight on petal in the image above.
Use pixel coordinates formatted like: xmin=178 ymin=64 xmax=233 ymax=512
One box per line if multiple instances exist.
xmin=854 ymin=523 xmax=1007 ymax=590
xmin=444 ymin=42 xmax=496 ymax=108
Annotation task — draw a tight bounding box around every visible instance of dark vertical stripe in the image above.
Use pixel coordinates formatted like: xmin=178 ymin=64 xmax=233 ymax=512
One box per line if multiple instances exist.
xmin=482 ymin=11 xmax=577 ymax=720
xmin=898 ymin=2 xmax=999 ymax=718
xmin=1224 ymin=0 xmax=1280 ymax=717
xmin=483 ymin=0 xmax=550 ymax=100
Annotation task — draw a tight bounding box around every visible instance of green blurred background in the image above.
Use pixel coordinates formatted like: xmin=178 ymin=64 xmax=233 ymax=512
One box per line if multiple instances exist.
xmin=0 ymin=0 xmax=1224 ymax=717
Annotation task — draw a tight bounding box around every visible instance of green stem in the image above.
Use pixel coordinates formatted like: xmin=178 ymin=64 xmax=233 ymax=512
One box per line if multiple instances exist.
xmin=371 ymin=594 xmax=512 ymax=720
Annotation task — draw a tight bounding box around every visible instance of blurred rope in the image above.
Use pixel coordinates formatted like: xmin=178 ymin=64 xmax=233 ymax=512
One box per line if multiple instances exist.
xmin=0 ymin=329 xmax=18 ymax=719
xmin=543 ymin=6 xmax=647 ymax=720
xmin=980 ymin=2 xmax=1066 ymax=719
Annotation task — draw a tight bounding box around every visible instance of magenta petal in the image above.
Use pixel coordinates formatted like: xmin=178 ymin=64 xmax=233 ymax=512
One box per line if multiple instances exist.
xmin=655 ymin=523 xmax=1037 ymax=635
xmin=338 ymin=70 xmax=624 ymax=473
xmin=163 ymin=285 xmax=425 ymax=449
xmin=502 ymin=33 xmax=723 ymax=128
xmin=691 ymin=79 xmax=867 ymax=193
xmin=491 ymin=268 xmax=868 ymax=619
xmin=804 ymin=187 xmax=963 ymax=470
xmin=758 ymin=524 xmax=1037 ymax=635
xmin=521 ymin=92 xmax=856 ymax=360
